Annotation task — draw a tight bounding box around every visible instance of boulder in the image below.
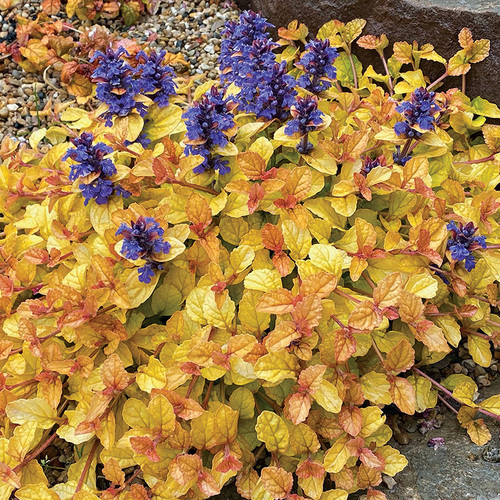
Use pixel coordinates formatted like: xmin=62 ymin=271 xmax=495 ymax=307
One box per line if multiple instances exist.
xmin=235 ymin=0 xmax=500 ymax=103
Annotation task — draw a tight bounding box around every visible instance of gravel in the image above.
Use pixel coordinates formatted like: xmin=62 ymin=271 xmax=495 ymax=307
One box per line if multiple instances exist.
xmin=0 ymin=0 xmax=240 ymax=139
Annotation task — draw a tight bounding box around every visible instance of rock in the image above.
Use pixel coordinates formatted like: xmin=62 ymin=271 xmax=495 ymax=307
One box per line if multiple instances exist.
xmin=383 ymin=474 xmax=398 ymax=490
xmin=482 ymin=445 xmax=500 ymax=463
xmin=239 ymin=0 xmax=500 ymax=103
xmin=477 ymin=375 xmax=491 ymax=387
xmin=463 ymin=359 xmax=475 ymax=371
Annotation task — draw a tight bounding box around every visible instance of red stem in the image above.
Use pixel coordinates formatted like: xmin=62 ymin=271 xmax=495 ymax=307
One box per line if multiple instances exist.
xmin=427 ymin=70 xmax=449 ymax=91
xmin=334 ymin=288 xmax=362 ymax=304
xmin=10 ymin=327 xmax=62 ymax=355
xmin=167 ymin=177 xmax=219 ymax=196
xmin=453 ymin=155 xmax=495 ymax=165
xmin=185 ymin=375 xmax=199 ymax=399
xmin=413 ymin=367 xmax=500 ymax=421
xmin=438 ymin=394 xmax=458 ymax=415
xmin=75 ymin=439 xmax=99 ymax=493
xmin=114 ymin=466 xmax=142 ymax=494
xmin=201 ymin=380 xmax=214 ymax=409
xmin=361 ymin=272 xmax=376 ymax=290
xmin=13 ymin=432 xmax=58 ymax=473
xmin=371 ymin=339 xmax=385 ymax=365
xmin=380 ymin=53 xmax=393 ymax=95
xmin=330 ymin=314 xmax=347 ymax=329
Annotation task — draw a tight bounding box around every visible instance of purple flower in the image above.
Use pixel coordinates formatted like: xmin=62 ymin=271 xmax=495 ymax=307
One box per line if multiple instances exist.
xmin=285 ymin=96 xmax=324 ymax=136
xmin=62 ymin=132 xmax=130 ymax=205
xmin=62 ymin=132 xmax=115 ymax=180
xmin=219 ymin=10 xmax=274 ymax=87
xmin=447 ymin=221 xmax=486 ymax=271
xmin=392 ymin=146 xmax=412 ymax=166
xmin=116 ymin=216 xmax=171 ymax=283
xmin=124 ymin=132 xmax=151 ymax=148
xmin=427 ymin=437 xmax=446 ymax=450
xmin=91 ymin=48 xmax=146 ymax=126
xmin=218 ymin=10 xmax=297 ymax=122
xmin=236 ymin=38 xmax=277 ymax=101
xmin=242 ymin=61 xmax=297 ymax=121
xmin=285 ymin=95 xmax=324 ymax=153
xmin=394 ymin=87 xmax=441 ymax=138
xmin=297 ymin=38 xmax=338 ymax=94
xmin=360 ymin=156 xmax=385 ymax=177
xmin=183 ymin=87 xmax=235 ymax=175
xmin=134 ymin=50 xmax=177 ymax=107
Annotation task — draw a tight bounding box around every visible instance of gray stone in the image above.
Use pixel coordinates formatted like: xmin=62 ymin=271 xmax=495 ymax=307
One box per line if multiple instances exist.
xmin=238 ymin=0 xmax=500 ymax=103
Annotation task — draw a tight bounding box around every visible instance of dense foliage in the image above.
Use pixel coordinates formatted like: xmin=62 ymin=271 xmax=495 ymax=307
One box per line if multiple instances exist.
xmin=1 ymin=11 xmax=500 ymax=500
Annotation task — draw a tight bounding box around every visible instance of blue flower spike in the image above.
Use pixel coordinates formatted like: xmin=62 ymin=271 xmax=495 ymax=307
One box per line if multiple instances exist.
xmin=394 ymin=87 xmax=441 ymax=139
xmin=447 ymin=221 xmax=486 ymax=271
xmin=284 ymin=95 xmax=325 ymax=154
xmin=91 ymin=48 xmax=146 ymax=126
xmin=219 ymin=10 xmax=296 ymax=121
xmin=116 ymin=216 xmax=171 ymax=283
xmin=182 ymin=86 xmax=236 ymax=175
xmin=297 ymin=38 xmax=339 ymax=94
xmin=62 ymin=132 xmax=130 ymax=206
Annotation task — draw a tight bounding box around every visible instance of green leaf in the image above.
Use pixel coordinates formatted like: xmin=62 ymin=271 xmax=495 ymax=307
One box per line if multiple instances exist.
xmin=471 ymin=96 xmax=500 ymax=118
xmin=334 ymin=52 xmax=362 ymax=87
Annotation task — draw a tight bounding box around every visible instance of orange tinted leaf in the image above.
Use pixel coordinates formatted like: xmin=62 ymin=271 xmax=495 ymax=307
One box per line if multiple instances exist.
xmin=282 ymin=166 xmax=312 ymax=201
xmin=333 ymin=328 xmax=357 ymax=364
xmin=373 ymin=273 xmax=403 ymax=308
xmin=186 ymin=193 xmax=212 ymax=227
xmin=389 ymin=377 xmax=416 ymax=415
xmin=169 ymin=453 xmax=202 ymax=486
xmin=100 ymin=354 xmax=133 ymax=393
xmin=41 ymin=0 xmax=61 ymax=14
xmin=261 ymin=466 xmax=294 ymax=499
xmin=261 ymin=223 xmax=284 ymax=251
xmin=385 ymin=339 xmax=414 ymax=374
xmin=339 ymin=405 xmax=363 ymax=436
xmin=367 ymin=489 xmax=388 ymax=500
xmin=102 ymin=458 xmax=125 ymax=486
xmin=398 ymin=291 xmax=424 ymax=324
xmin=238 ymin=152 xmax=267 ymax=179
xmin=458 ymin=28 xmax=473 ymax=48
xmin=256 ymin=288 xmax=296 ymax=314
xmin=348 ymin=301 xmax=382 ymax=331
xmin=284 ymin=392 xmax=312 ymax=424
xmin=298 ymin=364 xmax=326 ymax=393
xmin=130 ymin=436 xmax=161 ymax=462
xmin=198 ymin=470 xmax=221 ymax=496
xmin=300 ymin=272 xmax=338 ymax=298
xmin=464 ymin=419 xmax=491 ymax=446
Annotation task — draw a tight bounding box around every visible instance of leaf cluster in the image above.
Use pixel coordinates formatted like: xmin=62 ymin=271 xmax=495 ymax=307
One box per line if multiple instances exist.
xmin=1 ymin=16 xmax=500 ymax=500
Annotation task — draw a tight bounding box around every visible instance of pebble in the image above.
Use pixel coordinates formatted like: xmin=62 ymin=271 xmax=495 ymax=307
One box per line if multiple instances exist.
xmin=477 ymin=375 xmax=491 ymax=387
xmin=463 ymin=359 xmax=475 ymax=372
xmin=383 ymin=475 xmax=397 ymax=490
xmin=482 ymin=445 xmax=500 ymax=463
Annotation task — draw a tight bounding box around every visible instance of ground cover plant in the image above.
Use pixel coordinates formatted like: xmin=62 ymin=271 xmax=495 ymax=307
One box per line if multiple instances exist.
xmin=2 ymin=10 xmax=500 ymax=500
